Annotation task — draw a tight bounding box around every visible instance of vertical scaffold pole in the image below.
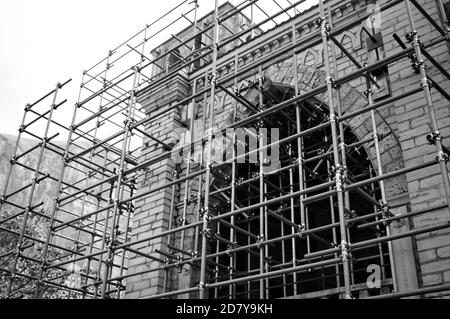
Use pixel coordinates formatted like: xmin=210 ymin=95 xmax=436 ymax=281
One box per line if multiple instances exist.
xmin=115 ymin=179 xmax=136 ymax=299
xmin=364 ymin=66 xmax=399 ymax=292
xmin=80 ymin=50 xmax=113 ymax=299
xmin=163 ymin=169 xmax=178 ymax=294
xmin=258 ymin=66 xmax=266 ymax=299
xmin=229 ymin=52 xmax=239 ymax=299
xmin=193 ymin=73 xmax=209 ymax=259
xmin=84 ymin=148 xmax=110 ymax=298
xmin=214 ymin=222 xmax=220 ymax=298
xmin=279 ymin=163 xmax=287 ymax=297
xmin=370 ymin=166 xmax=387 ymax=281
xmin=263 ymin=182 xmax=269 ymax=298
xmin=292 ymin=24 xmax=301 ymax=296
xmin=100 ymin=66 xmax=141 ymax=298
xmin=8 ymin=81 xmax=63 ymax=298
xmin=190 ymin=0 xmax=200 ymax=73
xmin=287 ymin=139 xmax=298 ymax=296
xmin=199 ymin=0 xmax=220 ymax=300
xmin=327 ymin=4 xmax=355 ymax=286
xmin=34 ymin=76 xmax=81 ymax=299
xmin=181 ymin=81 xmax=198 ymax=251
xmin=318 ymin=0 xmax=352 ymax=299
xmin=404 ymin=0 xmax=450 ymax=214
xmin=95 ymin=165 xmax=115 ymax=298
xmin=327 ymin=158 xmax=341 ymax=289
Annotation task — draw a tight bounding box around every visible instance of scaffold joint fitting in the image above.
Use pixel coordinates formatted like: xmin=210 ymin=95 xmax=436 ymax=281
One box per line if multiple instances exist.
xmin=438 ymin=151 xmax=449 ymax=163
xmin=426 ymin=131 xmax=442 ymax=145
xmin=420 ymin=77 xmax=431 ymax=88
xmin=340 ymin=240 xmax=352 ymax=262
xmin=198 ymin=281 xmax=208 ymax=291
xmin=297 ymin=224 xmax=306 ymax=239
xmin=256 ymin=234 xmax=265 ymax=249
xmin=201 ymin=228 xmax=212 ymax=239
xmin=363 ymin=88 xmax=373 ymax=99
xmin=314 ymin=17 xmax=325 ymax=29
xmin=406 ymin=31 xmax=417 ymax=43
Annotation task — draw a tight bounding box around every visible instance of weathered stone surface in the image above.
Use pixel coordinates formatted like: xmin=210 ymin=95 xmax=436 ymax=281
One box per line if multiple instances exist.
xmin=125 ymin=0 xmax=450 ymax=299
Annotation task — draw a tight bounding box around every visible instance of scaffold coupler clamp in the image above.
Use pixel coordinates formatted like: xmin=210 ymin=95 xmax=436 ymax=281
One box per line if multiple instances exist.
xmin=176 ymin=254 xmax=183 ymax=273
xmin=427 ymin=131 xmax=449 ymax=162
xmin=63 ymin=151 xmax=71 ymax=164
xmin=18 ymin=124 xmax=26 ymax=134
xmin=419 ymin=76 xmax=432 ymax=89
xmin=131 ymin=65 xmax=140 ymax=74
xmin=322 ymin=22 xmax=332 ymax=39
xmin=258 ymin=75 xmax=266 ymax=89
xmin=200 ymin=207 xmax=210 ymax=221
xmin=208 ymin=73 xmax=217 ymax=88
xmin=195 ymin=192 xmax=203 ymax=204
xmin=9 ymin=155 xmax=17 ymax=165
xmin=437 ymin=149 xmax=450 ymax=163
xmin=297 ymin=224 xmax=306 ymax=239
xmin=334 ymin=165 xmax=345 ymax=192
xmin=226 ymin=243 xmax=237 ymax=256
xmin=256 ymin=234 xmax=265 ymax=249
xmin=201 ymin=228 xmax=213 ymax=240
xmin=340 ymin=240 xmax=352 ymax=262
xmin=344 ymin=210 xmax=355 ymax=229
xmin=325 ymin=75 xmax=336 ymax=88
xmin=363 ymin=87 xmax=373 ymax=99
xmin=426 ymin=131 xmax=442 ymax=145
xmin=291 ymin=156 xmax=300 ymax=166
xmin=164 ymin=257 xmax=170 ymax=267
xmin=177 ymin=217 xmax=187 ymax=227
xmin=409 ymin=31 xmax=424 ymax=48
xmin=315 ymin=17 xmax=325 ymax=29
xmin=198 ymin=281 xmax=208 ymax=292
xmin=380 ymin=201 xmax=393 ymax=223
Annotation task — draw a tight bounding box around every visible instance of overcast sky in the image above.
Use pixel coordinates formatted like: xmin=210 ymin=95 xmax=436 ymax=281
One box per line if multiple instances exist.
xmin=0 ymin=0 xmax=318 ymax=137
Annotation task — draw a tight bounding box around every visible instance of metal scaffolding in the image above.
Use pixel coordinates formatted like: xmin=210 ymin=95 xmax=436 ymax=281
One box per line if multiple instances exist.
xmin=1 ymin=0 xmax=450 ymax=299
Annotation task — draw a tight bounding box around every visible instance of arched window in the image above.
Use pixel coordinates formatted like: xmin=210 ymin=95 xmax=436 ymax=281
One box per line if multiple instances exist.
xmin=207 ymin=79 xmax=393 ymax=299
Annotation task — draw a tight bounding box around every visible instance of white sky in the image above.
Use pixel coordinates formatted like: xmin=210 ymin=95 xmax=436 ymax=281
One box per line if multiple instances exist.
xmin=0 ymin=0 xmax=318 ymax=137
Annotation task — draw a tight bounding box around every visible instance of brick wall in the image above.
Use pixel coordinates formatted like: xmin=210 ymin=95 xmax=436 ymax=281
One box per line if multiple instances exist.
xmin=126 ymin=0 xmax=450 ymax=299
xmin=379 ymin=0 xmax=450 ymax=297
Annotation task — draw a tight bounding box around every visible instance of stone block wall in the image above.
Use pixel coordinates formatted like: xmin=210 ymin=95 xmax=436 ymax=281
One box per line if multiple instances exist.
xmin=379 ymin=0 xmax=450 ymax=297
xmin=125 ymin=0 xmax=450 ymax=298
xmin=125 ymin=72 xmax=189 ymax=298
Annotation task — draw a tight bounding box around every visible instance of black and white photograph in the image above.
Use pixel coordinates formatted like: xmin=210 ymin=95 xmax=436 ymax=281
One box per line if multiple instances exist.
xmin=0 ymin=0 xmax=450 ymax=312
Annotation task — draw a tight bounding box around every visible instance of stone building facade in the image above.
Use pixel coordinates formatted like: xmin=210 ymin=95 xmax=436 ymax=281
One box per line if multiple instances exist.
xmin=125 ymin=0 xmax=450 ymax=299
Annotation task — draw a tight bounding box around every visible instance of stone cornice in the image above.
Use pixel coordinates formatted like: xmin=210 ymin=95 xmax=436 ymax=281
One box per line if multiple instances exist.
xmin=190 ymin=0 xmax=371 ymax=82
xmin=138 ymin=71 xmax=190 ymax=114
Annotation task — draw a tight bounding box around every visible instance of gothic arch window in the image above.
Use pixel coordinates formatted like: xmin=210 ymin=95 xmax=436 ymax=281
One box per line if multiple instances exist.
xmin=208 ymin=79 xmax=393 ymax=299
